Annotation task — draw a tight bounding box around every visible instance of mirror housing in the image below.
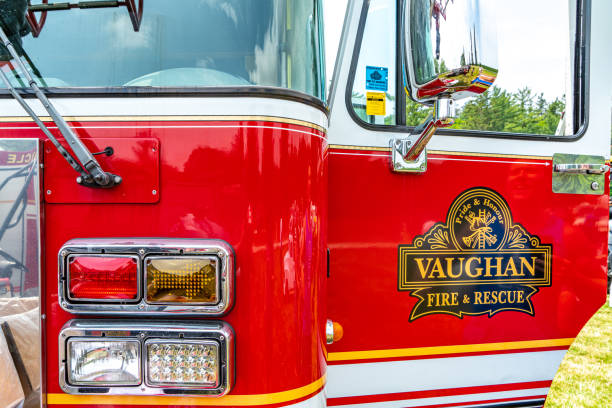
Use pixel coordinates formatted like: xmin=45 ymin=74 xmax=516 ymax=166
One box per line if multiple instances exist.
xmin=392 ymin=0 xmax=498 ymax=172
xmin=404 ymin=0 xmax=498 ymax=104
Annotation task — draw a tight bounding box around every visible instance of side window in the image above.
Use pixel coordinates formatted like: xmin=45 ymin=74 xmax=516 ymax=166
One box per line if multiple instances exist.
xmin=349 ymin=0 xmax=397 ymax=126
xmin=346 ymin=0 xmax=581 ymax=137
xmin=407 ymin=0 xmax=577 ymax=136
xmin=0 ymin=139 xmax=41 ymax=407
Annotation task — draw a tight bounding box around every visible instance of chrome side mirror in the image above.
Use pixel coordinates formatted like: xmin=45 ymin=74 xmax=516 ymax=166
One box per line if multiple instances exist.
xmin=392 ymin=0 xmax=498 ymax=172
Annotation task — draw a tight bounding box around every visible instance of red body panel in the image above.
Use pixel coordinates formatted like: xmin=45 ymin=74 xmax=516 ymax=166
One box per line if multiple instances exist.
xmin=0 ymin=118 xmax=328 ymax=406
xmin=44 ymin=137 xmax=160 ymax=204
xmin=0 ymin=118 xmax=608 ymax=407
xmin=327 ymin=147 xmax=607 ymax=356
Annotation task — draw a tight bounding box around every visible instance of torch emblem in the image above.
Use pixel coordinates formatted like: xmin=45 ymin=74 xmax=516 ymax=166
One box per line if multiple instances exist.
xmin=462 ymin=210 xmax=498 ymax=249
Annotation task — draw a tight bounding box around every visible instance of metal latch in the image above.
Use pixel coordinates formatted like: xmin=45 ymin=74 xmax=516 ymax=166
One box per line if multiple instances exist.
xmin=553 ymin=163 xmax=609 ymax=174
xmin=552 ymin=153 xmax=608 ymax=195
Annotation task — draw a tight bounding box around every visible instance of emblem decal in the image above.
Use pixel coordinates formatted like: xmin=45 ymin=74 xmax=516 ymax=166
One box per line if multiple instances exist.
xmin=398 ymin=187 xmax=552 ymax=321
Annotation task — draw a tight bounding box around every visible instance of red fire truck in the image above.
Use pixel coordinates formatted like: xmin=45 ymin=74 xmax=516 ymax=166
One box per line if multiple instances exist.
xmin=0 ymin=0 xmax=609 ymax=407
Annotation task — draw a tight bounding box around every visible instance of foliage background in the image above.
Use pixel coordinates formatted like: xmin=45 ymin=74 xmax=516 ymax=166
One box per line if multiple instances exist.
xmin=407 ymin=86 xmax=566 ymax=135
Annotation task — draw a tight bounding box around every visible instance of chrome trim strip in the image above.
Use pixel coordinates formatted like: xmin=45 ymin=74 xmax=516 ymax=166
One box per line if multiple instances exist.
xmin=58 ymin=319 xmax=234 ymax=396
xmin=58 ymin=238 xmax=234 ymax=315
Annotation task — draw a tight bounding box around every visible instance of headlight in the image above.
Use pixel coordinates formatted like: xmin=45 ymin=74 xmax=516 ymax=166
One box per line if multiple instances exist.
xmin=67 ymin=339 xmax=140 ymax=386
xmin=146 ymin=340 xmax=219 ymax=387
xmin=59 ymin=320 xmax=234 ymax=396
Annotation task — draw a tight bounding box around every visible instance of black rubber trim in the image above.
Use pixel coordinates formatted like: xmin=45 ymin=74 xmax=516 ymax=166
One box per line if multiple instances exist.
xmin=345 ymin=0 xmax=590 ymax=141
xmin=0 ymin=86 xmax=330 ymax=117
xmin=476 ymin=399 xmax=546 ymax=408
xmin=346 ymin=0 xmax=413 ymax=132
xmin=395 ymin=0 xmax=406 ymax=126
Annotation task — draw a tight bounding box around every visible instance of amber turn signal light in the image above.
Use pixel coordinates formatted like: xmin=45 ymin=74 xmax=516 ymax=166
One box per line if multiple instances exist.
xmin=145 ymin=257 xmax=218 ymax=305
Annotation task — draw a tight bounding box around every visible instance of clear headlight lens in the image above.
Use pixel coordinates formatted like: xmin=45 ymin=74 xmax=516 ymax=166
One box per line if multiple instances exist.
xmin=67 ymin=339 xmax=140 ymax=385
xmin=146 ymin=340 xmax=219 ymax=387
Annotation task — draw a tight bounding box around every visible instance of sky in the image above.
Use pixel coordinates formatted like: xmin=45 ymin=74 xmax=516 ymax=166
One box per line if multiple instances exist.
xmin=323 ymin=0 xmax=571 ymax=102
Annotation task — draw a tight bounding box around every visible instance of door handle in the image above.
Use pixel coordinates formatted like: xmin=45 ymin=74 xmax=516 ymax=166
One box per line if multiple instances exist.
xmin=553 ymin=163 xmax=609 ymax=174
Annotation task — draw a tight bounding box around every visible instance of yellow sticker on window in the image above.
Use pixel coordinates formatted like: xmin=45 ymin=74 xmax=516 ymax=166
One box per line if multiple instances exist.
xmin=366 ymin=92 xmax=386 ymax=116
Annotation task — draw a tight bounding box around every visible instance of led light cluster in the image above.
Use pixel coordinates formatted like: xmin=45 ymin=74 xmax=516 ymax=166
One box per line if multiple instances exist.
xmin=68 ymin=256 xmax=138 ymax=300
xmin=59 ymin=239 xmax=234 ymax=315
xmin=147 ymin=341 xmax=219 ymax=386
xmin=146 ymin=258 xmax=217 ymax=304
xmin=59 ymin=320 xmax=234 ymax=396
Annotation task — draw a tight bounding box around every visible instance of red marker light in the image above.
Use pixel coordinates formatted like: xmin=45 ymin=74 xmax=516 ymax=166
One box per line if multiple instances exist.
xmin=68 ymin=256 xmax=138 ymax=301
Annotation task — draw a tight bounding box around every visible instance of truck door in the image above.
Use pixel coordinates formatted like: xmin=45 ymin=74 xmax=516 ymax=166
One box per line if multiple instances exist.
xmin=326 ymin=0 xmax=610 ymax=407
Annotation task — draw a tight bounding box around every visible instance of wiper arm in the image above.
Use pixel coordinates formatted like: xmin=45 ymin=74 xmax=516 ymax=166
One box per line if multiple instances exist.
xmin=0 ymin=26 xmax=121 ymax=188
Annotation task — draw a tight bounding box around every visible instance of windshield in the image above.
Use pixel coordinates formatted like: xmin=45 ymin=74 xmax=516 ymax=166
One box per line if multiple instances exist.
xmin=0 ymin=0 xmax=326 ymax=101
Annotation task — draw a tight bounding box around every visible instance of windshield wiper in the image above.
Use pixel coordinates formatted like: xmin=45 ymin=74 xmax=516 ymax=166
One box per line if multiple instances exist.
xmin=26 ymin=1 xmax=143 ymax=36
xmin=0 ymin=26 xmax=121 ymax=188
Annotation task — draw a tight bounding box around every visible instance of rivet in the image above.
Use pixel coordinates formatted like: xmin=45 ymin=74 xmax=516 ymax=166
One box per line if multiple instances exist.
xmin=138 ymin=304 xmax=145 ymax=309
xmin=591 ymin=181 xmax=599 ymax=191
xmin=46 ymin=190 xmax=51 ymax=195
xmin=61 ymin=250 xmax=67 ymax=257
xmin=139 ymin=249 xmax=145 ymax=255
xmin=220 ymin=335 xmax=224 ymax=340
xmin=152 ymin=190 xmax=157 ymax=195
xmin=140 ymin=333 xmax=145 ymax=338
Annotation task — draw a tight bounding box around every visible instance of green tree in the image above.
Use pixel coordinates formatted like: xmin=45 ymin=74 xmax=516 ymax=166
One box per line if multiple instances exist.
xmin=406 ymin=97 xmax=431 ymax=126
xmin=451 ymin=86 xmax=564 ymax=135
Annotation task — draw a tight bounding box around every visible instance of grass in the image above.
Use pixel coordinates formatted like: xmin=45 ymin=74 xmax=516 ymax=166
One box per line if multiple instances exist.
xmin=545 ymin=297 xmax=611 ymax=407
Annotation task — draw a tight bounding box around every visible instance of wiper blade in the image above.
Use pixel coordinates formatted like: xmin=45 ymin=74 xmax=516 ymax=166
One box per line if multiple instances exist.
xmin=0 ymin=26 xmax=121 ymax=188
xmin=26 ymin=1 xmax=143 ymax=34
xmin=0 ymin=68 xmax=89 ymax=179
xmin=29 ymin=2 xmax=121 ymax=12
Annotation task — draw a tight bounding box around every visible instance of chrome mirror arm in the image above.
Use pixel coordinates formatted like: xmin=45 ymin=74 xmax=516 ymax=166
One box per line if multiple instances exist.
xmin=390 ymin=99 xmax=454 ymax=173
xmin=0 ymin=27 xmax=121 ymax=188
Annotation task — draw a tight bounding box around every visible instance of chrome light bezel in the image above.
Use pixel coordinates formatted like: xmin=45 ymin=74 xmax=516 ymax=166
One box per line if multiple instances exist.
xmin=58 ymin=238 xmax=234 ymax=315
xmin=59 ymin=319 xmax=234 ymax=396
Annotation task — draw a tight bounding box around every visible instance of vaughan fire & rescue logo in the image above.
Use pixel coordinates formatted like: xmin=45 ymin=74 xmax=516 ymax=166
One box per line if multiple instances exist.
xmin=398 ymin=187 xmax=552 ymax=321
